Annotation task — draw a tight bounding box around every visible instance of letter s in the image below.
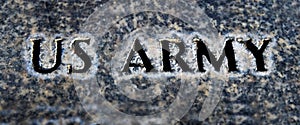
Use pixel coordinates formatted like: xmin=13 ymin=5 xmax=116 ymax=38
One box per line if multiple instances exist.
xmin=69 ymin=38 xmax=92 ymax=73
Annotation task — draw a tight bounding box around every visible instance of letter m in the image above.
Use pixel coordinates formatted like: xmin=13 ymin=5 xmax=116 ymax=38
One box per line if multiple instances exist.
xmin=194 ymin=37 xmax=238 ymax=72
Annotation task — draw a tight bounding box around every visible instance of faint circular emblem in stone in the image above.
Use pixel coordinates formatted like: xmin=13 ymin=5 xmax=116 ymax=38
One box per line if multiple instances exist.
xmin=76 ymin=0 xmax=225 ymax=124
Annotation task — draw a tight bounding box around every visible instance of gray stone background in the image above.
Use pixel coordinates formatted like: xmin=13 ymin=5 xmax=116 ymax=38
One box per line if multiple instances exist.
xmin=0 ymin=0 xmax=299 ymax=124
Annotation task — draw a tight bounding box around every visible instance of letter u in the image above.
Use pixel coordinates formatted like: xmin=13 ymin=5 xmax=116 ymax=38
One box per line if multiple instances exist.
xmin=31 ymin=38 xmax=63 ymax=74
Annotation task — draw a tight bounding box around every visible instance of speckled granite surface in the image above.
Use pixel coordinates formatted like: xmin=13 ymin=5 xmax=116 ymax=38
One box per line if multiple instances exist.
xmin=0 ymin=0 xmax=299 ymax=124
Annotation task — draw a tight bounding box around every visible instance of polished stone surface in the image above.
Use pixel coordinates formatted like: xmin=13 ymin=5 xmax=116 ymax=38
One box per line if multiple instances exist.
xmin=0 ymin=0 xmax=299 ymax=124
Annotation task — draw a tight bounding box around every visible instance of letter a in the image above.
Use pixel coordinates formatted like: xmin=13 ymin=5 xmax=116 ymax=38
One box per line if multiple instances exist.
xmin=122 ymin=39 xmax=155 ymax=72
